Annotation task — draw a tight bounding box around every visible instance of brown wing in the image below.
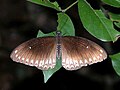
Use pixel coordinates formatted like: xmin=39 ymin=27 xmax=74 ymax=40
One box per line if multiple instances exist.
xmin=10 ymin=37 xmax=56 ymax=70
xmin=61 ymin=36 xmax=107 ymax=70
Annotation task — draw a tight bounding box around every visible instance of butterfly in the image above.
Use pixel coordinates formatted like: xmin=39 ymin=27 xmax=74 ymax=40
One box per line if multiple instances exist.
xmin=10 ymin=31 xmax=107 ymax=70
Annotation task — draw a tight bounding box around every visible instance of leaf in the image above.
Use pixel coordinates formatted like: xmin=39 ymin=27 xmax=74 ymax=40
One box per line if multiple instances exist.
xmin=27 ymin=0 xmax=61 ymax=11
xmin=109 ymin=12 xmax=120 ymax=22
xmin=57 ymin=13 xmax=75 ymax=36
xmin=37 ymin=30 xmax=55 ymax=37
xmin=108 ymin=13 xmax=120 ymax=28
xmin=101 ymin=0 xmax=120 ymax=8
xmin=78 ymin=0 xmax=120 ymax=42
xmin=114 ymin=22 xmax=120 ymax=28
xmin=43 ymin=58 xmax=62 ymax=83
xmin=110 ymin=53 xmax=120 ymax=76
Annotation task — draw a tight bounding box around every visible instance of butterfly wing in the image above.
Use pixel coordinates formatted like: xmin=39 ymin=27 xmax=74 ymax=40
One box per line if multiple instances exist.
xmin=10 ymin=37 xmax=56 ymax=70
xmin=61 ymin=36 xmax=107 ymax=70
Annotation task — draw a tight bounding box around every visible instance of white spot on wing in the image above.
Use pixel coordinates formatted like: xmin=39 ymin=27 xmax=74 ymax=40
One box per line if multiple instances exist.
xmin=45 ymin=60 xmax=48 ymax=64
xmin=21 ymin=58 xmax=25 ymax=62
xmin=97 ymin=56 xmax=100 ymax=59
xmin=53 ymin=59 xmax=56 ymax=63
xmin=69 ymin=59 xmax=73 ymax=64
xmin=43 ymin=65 xmax=48 ymax=69
xmin=16 ymin=54 xmax=18 ymax=57
xmin=39 ymin=60 xmax=44 ymax=67
xmin=39 ymin=61 xmax=42 ymax=67
xmin=22 ymin=58 xmax=25 ymax=60
xmin=100 ymin=49 xmax=103 ymax=53
xmin=88 ymin=58 xmax=93 ymax=65
xmin=66 ymin=64 xmax=70 ymax=69
xmin=74 ymin=60 xmax=79 ymax=67
xmin=100 ymin=54 xmax=102 ymax=57
xmin=49 ymin=58 xmax=52 ymax=64
xmin=70 ymin=65 xmax=74 ymax=69
xmin=29 ymin=46 xmax=32 ymax=49
xmin=66 ymin=58 xmax=69 ymax=64
xmin=35 ymin=60 xmax=39 ymax=67
xmin=84 ymin=59 xmax=88 ymax=63
xmin=29 ymin=60 xmax=34 ymax=66
xmin=89 ymin=58 xmax=92 ymax=62
xmin=86 ymin=46 xmax=89 ymax=48
xmin=62 ymin=58 xmax=65 ymax=63
xmin=15 ymin=50 xmax=18 ymax=53
xmin=79 ymin=60 xmax=83 ymax=64
xmin=18 ymin=56 xmax=21 ymax=59
xmin=93 ymin=57 xmax=96 ymax=60
xmin=25 ymin=59 xmax=29 ymax=64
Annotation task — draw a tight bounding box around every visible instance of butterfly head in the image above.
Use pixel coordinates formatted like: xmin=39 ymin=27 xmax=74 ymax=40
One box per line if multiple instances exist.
xmin=56 ymin=31 xmax=61 ymax=36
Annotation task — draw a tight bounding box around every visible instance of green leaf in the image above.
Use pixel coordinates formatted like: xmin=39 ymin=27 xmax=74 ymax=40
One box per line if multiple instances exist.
xmin=27 ymin=0 xmax=61 ymax=11
xmin=37 ymin=30 xmax=55 ymax=37
xmin=101 ymin=0 xmax=120 ymax=8
xmin=43 ymin=58 xmax=62 ymax=83
xmin=108 ymin=13 xmax=120 ymax=28
xmin=110 ymin=53 xmax=120 ymax=76
xmin=109 ymin=13 xmax=120 ymax=22
xmin=57 ymin=13 xmax=75 ymax=36
xmin=78 ymin=0 xmax=120 ymax=42
xmin=114 ymin=22 xmax=120 ymax=28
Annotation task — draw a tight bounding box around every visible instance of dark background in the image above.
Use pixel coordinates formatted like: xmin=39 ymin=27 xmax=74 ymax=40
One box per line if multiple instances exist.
xmin=0 ymin=0 xmax=120 ymax=90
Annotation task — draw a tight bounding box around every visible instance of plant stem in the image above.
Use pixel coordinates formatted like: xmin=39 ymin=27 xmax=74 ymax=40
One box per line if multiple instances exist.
xmin=62 ymin=0 xmax=78 ymax=12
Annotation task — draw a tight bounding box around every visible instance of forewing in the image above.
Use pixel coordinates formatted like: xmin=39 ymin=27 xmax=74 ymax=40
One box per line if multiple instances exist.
xmin=61 ymin=36 xmax=107 ymax=70
xmin=10 ymin=37 xmax=56 ymax=70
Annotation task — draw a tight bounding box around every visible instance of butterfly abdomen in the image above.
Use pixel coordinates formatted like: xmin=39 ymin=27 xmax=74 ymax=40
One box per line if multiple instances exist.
xmin=56 ymin=43 xmax=61 ymax=59
xmin=56 ymin=31 xmax=62 ymax=59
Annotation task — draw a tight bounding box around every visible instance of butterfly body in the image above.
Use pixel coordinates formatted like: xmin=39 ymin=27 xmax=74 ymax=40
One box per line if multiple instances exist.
xmin=56 ymin=31 xmax=62 ymax=60
xmin=10 ymin=31 xmax=107 ymax=70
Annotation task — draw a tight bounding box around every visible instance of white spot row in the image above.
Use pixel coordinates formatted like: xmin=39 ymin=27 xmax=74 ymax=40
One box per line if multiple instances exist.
xmin=62 ymin=58 xmax=88 ymax=70
xmin=100 ymin=49 xmax=103 ymax=53
xmin=62 ymin=54 xmax=105 ymax=70
xmin=15 ymin=54 xmax=56 ymax=70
